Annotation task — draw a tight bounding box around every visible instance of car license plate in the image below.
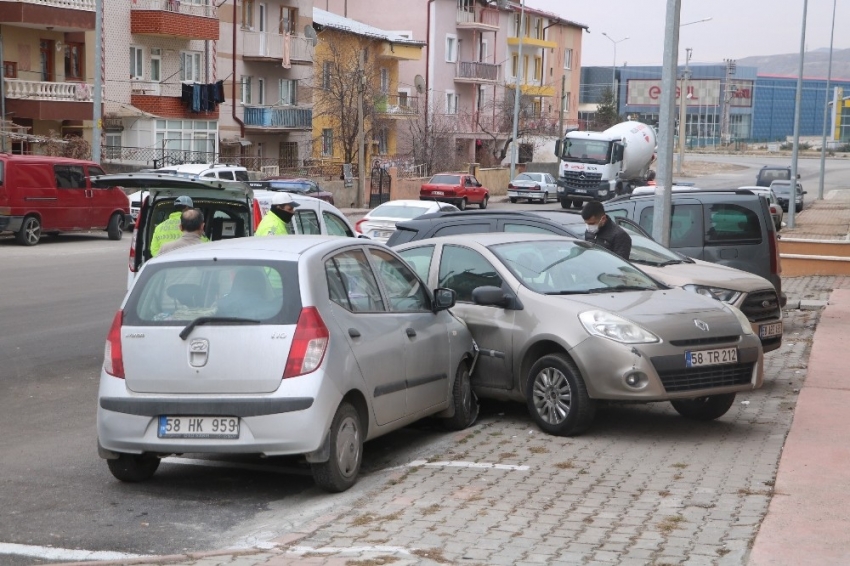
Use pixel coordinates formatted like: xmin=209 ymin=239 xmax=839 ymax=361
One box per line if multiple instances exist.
xmin=574 ymin=189 xmax=587 ymax=194
xmin=759 ymin=322 xmax=783 ymax=338
xmin=373 ymin=230 xmax=393 ymax=239
xmin=157 ymin=416 xmax=239 ymax=439
xmin=685 ymin=347 xmax=738 ymax=368
xmin=431 ymin=191 xmax=445 ymax=196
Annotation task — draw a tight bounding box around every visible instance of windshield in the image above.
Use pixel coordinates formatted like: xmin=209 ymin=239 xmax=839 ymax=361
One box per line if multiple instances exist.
xmin=491 ymin=240 xmax=659 ymax=295
xmin=560 ymin=224 xmax=686 ymax=266
xmin=771 ymin=182 xmax=802 ymax=196
xmin=514 ymin=173 xmax=537 ymax=182
xmin=371 ymin=204 xmax=432 ymax=219
xmin=429 ymin=174 xmax=461 ymax=185
xmin=561 ymin=139 xmax=612 ymax=165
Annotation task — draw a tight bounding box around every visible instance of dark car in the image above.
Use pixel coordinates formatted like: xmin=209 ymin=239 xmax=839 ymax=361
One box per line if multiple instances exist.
xmin=756 ymin=165 xmax=799 ymax=188
xmin=253 ymin=178 xmax=335 ymax=205
xmin=769 ymin=180 xmax=806 ymax=213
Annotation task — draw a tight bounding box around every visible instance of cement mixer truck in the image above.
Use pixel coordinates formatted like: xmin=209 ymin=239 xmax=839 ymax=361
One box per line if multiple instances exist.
xmin=555 ymin=121 xmax=657 ymax=209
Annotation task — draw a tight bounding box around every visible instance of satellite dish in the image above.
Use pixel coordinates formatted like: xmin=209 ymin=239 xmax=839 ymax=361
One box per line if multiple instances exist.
xmin=414 ymin=75 xmax=425 ymax=94
xmin=304 ymin=25 xmax=319 ymax=46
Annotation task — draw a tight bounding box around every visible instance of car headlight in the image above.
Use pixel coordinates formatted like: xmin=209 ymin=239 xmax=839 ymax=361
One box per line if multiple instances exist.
xmin=579 ymin=310 xmax=659 ymax=344
xmin=725 ymin=304 xmax=754 ymax=335
xmin=683 ymin=284 xmax=742 ymax=304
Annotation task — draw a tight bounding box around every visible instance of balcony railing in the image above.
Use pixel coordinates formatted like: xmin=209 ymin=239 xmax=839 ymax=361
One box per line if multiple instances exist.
xmin=15 ymin=0 xmax=95 ymax=10
xmin=374 ymin=94 xmax=418 ymax=116
xmin=4 ymin=79 xmax=97 ymax=102
xmin=456 ymin=61 xmax=500 ymax=82
xmin=456 ymin=7 xmax=499 ymax=28
xmin=131 ymin=0 xmax=217 ymax=18
xmin=242 ymin=32 xmax=314 ymax=63
xmin=243 ymin=106 xmax=312 ymax=129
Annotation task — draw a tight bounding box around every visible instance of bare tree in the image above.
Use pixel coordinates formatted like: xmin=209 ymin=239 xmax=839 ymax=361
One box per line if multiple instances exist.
xmin=397 ymin=104 xmax=464 ymax=177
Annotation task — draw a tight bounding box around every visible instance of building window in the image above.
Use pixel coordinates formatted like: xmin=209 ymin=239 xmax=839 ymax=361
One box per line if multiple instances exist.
xmin=64 ymin=43 xmax=84 ymax=80
xmin=180 ymin=51 xmax=202 ymax=82
xmin=3 ymin=61 xmax=17 ymax=79
xmin=562 ymin=91 xmax=570 ymax=112
xmin=511 ymin=54 xmax=519 ymax=78
xmin=240 ymin=75 xmax=252 ymax=104
xmin=129 ymin=46 xmax=144 ymax=80
xmin=280 ymin=6 xmax=297 ymax=34
xmin=376 ymin=128 xmax=389 ymax=155
xmin=257 ymin=78 xmax=265 ymax=105
xmin=40 ymin=40 xmax=55 ymax=82
xmin=513 ymin=14 xmax=521 ymax=37
xmin=380 ymin=68 xmax=390 ymax=94
xmin=564 ymin=48 xmax=573 ymax=70
xmin=321 ymin=128 xmax=334 ymax=156
xmin=280 ymin=141 xmax=299 ymax=167
xmin=534 ymin=18 xmax=543 ymax=40
xmin=105 ymin=133 xmax=122 ymax=159
xmin=445 ymin=34 xmax=458 ymax=63
xmin=155 ymin=119 xmax=218 ymax=155
xmin=242 ymin=0 xmax=254 ymax=29
xmin=279 ymin=78 xmax=297 ymax=105
xmin=533 ymin=57 xmax=542 ymax=81
xmin=322 ymin=61 xmax=332 ymax=89
xmin=150 ymin=48 xmax=161 ymax=82
xmin=523 ymin=55 xmax=529 ymax=81
xmin=446 ymin=92 xmax=458 ymax=115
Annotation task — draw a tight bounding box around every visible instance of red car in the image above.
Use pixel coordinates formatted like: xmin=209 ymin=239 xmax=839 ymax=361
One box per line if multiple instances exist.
xmin=420 ymin=173 xmax=489 ymax=210
xmin=260 ymin=178 xmax=335 ymax=205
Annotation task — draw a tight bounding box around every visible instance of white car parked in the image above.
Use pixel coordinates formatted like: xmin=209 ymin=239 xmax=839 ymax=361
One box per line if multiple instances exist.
xmin=355 ymin=200 xmax=459 ymax=243
xmin=508 ymin=172 xmax=558 ymax=204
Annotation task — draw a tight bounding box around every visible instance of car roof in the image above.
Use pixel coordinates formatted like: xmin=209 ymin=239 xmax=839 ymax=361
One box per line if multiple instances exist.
xmin=760 ymin=165 xmax=790 ymax=170
xmin=375 ymin=200 xmax=439 ymax=207
xmin=147 ymin=235 xmax=361 ymax=264
xmin=609 ymin=188 xmax=758 ymax=203
xmin=92 ymin=173 xmax=249 ymax=194
xmin=400 ymin=232 xmax=578 ymax=248
xmin=157 ymin=163 xmax=247 ymax=174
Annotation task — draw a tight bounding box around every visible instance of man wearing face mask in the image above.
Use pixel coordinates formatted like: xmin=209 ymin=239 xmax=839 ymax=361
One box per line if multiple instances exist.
xmin=581 ymin=200 xmax=632 ymax=260
xmin=255 ymin=192 xmax=300 ymax=236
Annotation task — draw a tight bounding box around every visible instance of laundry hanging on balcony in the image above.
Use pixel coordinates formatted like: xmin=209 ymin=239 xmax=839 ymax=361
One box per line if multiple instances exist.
xmin=181 ymin=81 xmax=226 ymax=113
xmin=282 ymin=33 xmax=292 ymax=69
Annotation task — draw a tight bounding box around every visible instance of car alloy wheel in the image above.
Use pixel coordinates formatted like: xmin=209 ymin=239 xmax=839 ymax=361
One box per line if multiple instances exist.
xmin=532 ymin=366 xmax=571 ymax=425
xmin=16 ymin=216 xmax=41 ymax=246
xmin=526 ymin=354 xmax=595 ymax=436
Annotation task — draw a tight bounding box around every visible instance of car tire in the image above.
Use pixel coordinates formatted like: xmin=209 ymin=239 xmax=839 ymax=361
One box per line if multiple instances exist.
xmin=670 ymin=393 xmax=736 ymax=421
xmin=458 ymin=198 xmax=467 ymax=211
xmin=107 ymin=213 xmax=124 ymax=241
xmin=311 ymin=402 xmax=363 ymax=493
xmin=525 ymin=354 xmax=596 ymax=436
xmin=15 ymin=215 xmax=41 ymax=246
xmin=510 ymin=197 xmax=518 ymax=203
xmin=479 ymin=195 xmax=489 ymax=209
xmin=443 ymin=361 xmax=479 ymax=431
xmin=560 ymin=199 xmax=570 ymax=209
xmin=106 ymin=453 xmax=160 ymax=482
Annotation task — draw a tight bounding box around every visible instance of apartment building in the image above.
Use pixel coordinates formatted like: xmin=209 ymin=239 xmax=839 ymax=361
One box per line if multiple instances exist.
xmin=0 ymin=0 xmax=98 ymax=152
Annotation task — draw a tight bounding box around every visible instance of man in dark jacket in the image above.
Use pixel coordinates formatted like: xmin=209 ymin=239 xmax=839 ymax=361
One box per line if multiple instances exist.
xmin=581 ymin=200 xmax=632 ymax=260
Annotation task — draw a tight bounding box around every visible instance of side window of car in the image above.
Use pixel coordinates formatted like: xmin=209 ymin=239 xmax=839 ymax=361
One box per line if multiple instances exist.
xmin=607 ymin=208 xmax=629 ymax=219
xmin=294 ymin=209 xmax=321 ymax=235
xmin=503 ymin=222 xmax=560 ymax=235
xmin=322 ymin=211 xmax=354 ymax=237
xmin=235 ymin=171 xmax=250 ymax=182
xmin=639 ymin=204 xmax=703 ymax=248
xmin=439 ymin=245 xmax=503 ymax=303
xmin=397 ymin=245 xmax=435 ymax=283
xmin=433 ymin=222 xmax=491 ymax=237
xmin=218 ymin=171 xmax=235 ymax=180
xmin=54 ymin=165 xmax=87 ymax=188
xmin=325 ymin=249 xmax=386 ymax=313
xmin=202 ymin=172 xmax=216 ymax=178
xmin=369 ymin=249 xmax=430 ymax=312
xmin=705 ymin=204 xmax=762 ymax=243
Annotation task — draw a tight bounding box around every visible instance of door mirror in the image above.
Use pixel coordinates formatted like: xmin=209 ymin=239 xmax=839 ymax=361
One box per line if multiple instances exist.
xmin=472 ymin=285 xmax=511 ymax=308
xmin=554 ymin=139 xmax=561 ymax=157
xmin=433 ymin=288 xmax=456 ymax=311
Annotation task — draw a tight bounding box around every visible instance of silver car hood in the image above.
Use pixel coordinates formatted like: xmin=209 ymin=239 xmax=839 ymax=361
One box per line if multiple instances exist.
xmin=639 ymin=259 xmax=773 ymax=294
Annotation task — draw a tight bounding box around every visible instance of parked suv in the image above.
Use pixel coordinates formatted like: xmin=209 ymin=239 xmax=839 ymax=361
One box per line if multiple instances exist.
xmin=602 ymin=189 xmax=784 ymax=305
xmin=755 ymin=165 xmax=797 ymax=188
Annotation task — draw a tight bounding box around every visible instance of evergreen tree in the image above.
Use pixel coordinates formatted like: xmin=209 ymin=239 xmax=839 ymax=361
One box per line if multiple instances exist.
xmin=591 ymin=87 xmax=621 ymax=130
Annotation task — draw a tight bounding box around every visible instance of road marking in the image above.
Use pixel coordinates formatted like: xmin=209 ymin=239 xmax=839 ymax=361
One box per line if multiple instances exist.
xmin=162 ymin=456 xmax=312 ymax=476
xmin=288 ymin=545 xmax=413 ymax=555
xmin=0 ymin=542 xmax=149 ymax=561
xmin=405 ymin=459 xmax=530 ymax=471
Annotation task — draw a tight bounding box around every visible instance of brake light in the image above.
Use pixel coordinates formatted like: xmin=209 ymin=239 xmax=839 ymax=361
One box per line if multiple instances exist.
xmin=508 ymin=183 xmax=514 ymax=189
xmin=534 ymin=184 xmax=541 ymax=191
xmin=355 ymin=218 xmax=367 ymax=234
xmin=283 ymin=307 xmax=329 ymax=379
xmin=252 ymin=198 xmax=263 ymax=230
xmin=128 ymin=242 xmax=136 ymax=272
xmin=769 ymin=230 xmax=782 ymax=275
xmin=104 ymin=310 xmax=125 ymax=378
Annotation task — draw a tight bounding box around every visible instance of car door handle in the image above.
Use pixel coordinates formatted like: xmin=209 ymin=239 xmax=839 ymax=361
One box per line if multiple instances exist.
xmin=348 ymin=328 xmax=361 ymax=338
xmin=405 ymin=328 xmax=416 ymax=338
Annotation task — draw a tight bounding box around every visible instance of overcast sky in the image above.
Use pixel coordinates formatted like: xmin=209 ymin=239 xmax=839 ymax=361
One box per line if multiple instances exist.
xmin=527 ymin=0 xmax=848 ymax=66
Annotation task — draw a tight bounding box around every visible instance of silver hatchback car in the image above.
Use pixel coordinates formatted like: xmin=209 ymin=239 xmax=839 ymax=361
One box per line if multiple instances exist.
xmin=97 ymin=236 xmax=477 ymax=492
xmin=397 ymin=233 xmax=764 ymax=436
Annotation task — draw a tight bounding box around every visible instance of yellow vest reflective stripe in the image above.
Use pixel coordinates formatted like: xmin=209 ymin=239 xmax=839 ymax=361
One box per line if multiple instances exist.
xmin=150 ymin=212 xmax=183 ymax=257
xmin=255 ymin=213 xmax=289 ymax=237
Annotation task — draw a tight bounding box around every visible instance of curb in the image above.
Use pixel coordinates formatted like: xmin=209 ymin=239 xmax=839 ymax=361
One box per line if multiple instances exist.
xmin=784 ymin=298 xmax=828 ymax=311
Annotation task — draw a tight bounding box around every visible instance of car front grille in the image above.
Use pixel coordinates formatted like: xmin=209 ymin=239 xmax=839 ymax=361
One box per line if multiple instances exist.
xmin=741 ymin=289 xmax=781 ymax=322
xmin=669 ymin=336 xmax=740 ymax=347
xmin=657 ymin=363 xmax=755 ymax=393
xmin=561 ymin=170 xmax=603 ymax=190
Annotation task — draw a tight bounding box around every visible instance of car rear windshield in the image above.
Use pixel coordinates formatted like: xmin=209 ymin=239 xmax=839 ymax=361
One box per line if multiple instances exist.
xmin=428 ymin=175 xmax=461 ymax=185
xmin=372 ymin=204 xmax=431 ymax=219
xmin=514 ymin=173 xmax=537 ymax=182
xmin=124 ymin=260 xmax=301 ymax=326
xmin=268 ymin=181 xmax=313 ymax=193
xmin=770 ymin=182 xmax=802 ymax=196
xmin=386 ymin=227 xmax=418 ymax=246
xmin=704 ymin=204 xmax=762 ymax=244
xmin=758 ymin=169 xmax=790 ymax=184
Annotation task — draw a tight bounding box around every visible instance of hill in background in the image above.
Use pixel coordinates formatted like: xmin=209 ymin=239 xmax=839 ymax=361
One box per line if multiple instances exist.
xmin=739 ymin=48 xmax=850 ymax=80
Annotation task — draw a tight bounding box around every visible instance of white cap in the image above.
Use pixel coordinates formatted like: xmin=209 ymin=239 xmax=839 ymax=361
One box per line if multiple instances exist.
xmin=270 ymin=192 xmax=299 ymax=207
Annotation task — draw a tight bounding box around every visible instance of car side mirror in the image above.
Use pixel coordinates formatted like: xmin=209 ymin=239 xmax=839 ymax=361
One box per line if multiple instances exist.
xmin=472 ymin=285 xmax=511 ymax=308
xmin=554 ymin=139 xmax=562 ymax=157
xmin=433 ymin=288 xmax=456 ymax=311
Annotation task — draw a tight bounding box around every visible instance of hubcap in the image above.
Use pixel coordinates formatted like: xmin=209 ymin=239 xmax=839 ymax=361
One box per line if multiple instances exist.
xmin=335 ymin=416 xmax=360 ymax=479
xmin=25 ymin=219 xmax=40 ymax=244
xmin=532 ymin=367 xmax=572 ymax=425
xmin=460 ymin=370 xmax=471 ymax=414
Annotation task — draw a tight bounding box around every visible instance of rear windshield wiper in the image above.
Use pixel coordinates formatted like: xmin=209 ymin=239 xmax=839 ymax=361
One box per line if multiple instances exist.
xmin=180 ymin=317 xmax=261 ymax=340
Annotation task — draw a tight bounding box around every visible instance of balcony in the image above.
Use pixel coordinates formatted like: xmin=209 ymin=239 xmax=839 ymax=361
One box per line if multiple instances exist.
xmin=456 ymin=7 xmax=499 ymax=31
xmin=374 ymin=94 xmax=418 ymax=118
xmin=242 ymin=32 xmax=314 ymax=65
xmin=507 ymin=35 xmax=558 ymax=49
xmin=4 ymin=79 xmax=97 ymax=121
xmin=243 ymin=106 xmax=312 ymax=131
xmin=131 ymin=0 xmax=218 ymax=41
xmin=0 ymin=0 xmax=95 ymax=30
xmin=455 ymin=61 xmax=500 ymax=84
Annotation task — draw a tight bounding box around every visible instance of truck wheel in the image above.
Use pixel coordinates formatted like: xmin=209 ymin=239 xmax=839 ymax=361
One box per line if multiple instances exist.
xmin=560 ymin=199 xmax=570 ymax=209
xmin=15 ymin=216 xmax=41 ymax=246
xmin=311 ymin=402 xmax=363 ymax=492
xmin=107 ymin=213 xmax=124 ymax=241
xmin=458 ymin=198 xmax=467 ymax=211
xmin=572 ymin=200 xmax=583 ymax=209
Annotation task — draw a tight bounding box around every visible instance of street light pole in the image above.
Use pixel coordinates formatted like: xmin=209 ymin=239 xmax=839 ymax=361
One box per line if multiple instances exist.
xmin=676 ymin=47 xmax=692 ymax=175
xmin=601 ymin=32 xmax=629 ymax=97
xmin=509 ymin=0 xmax=526 ymax=182
xmin=787 ymin=0 xmax=808 ymax=229
xmin=817 ymin=0 xmax=837 ymax=201
xmin=92 ymin=0 xmax=103 ymax=163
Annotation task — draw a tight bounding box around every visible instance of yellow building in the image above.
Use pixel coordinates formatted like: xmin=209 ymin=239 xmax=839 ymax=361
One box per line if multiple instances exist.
xmin=311 ymin=8 xmax=424 ymax=169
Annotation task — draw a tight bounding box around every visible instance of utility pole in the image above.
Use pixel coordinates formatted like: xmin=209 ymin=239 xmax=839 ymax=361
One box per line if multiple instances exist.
xmin=356 ymin=48 xmax=365 ymax=209
xmin=676 ymin=47 xmax=692 ymax=175
xmin=509 ymin=0 xmax=526 ymax=182
xmin=0 ymin=33 xmax=6 ymax=153
xmin=92 ymin=0 xmax=103 ymax=163
xmin=787 ymin=0 xmax=809 ymax=229
xmin=817 ymin=0 xmax=837 ymax=201
xmin=720 ymin=59 xmax=736 ymax=145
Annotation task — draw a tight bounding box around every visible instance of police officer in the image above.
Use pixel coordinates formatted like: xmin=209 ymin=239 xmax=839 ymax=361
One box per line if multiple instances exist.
xmin=151 ymin=195 xmax=194 ymax=257
xmin=255 ymin=192 xmax=299 ymax=236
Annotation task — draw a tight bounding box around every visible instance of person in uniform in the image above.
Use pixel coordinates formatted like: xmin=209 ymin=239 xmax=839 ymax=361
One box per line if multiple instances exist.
xmin=255 ymin=192 xmax=300 ymax=236
xmin=158 ymin=208 xmax=208 ymax=255
xmin=151 ymin=195 xmax=194 ymax=256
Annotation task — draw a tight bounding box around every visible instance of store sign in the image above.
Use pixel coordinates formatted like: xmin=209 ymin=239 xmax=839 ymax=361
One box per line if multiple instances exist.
xmin=626 ymin=79 xmax=755 ymax=108
xmin=728 ymin=80 xmax=754 ymax=107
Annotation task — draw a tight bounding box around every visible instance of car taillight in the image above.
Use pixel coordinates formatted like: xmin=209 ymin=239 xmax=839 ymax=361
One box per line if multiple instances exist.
xmin=769 ymin=230 xmax=781 ymax=275
xmin=104 ymin=310 xmax=125 ymax=378
xmin=252 ymin=198 xmax=263 ymax=231
xmin=283 ymin=307 xmax=329 ymax=379
xmin=508 ymin=183 xmax=514 ymax=189
xmin=534 ymin=184 xmax=541 ymax=190
xmin=128 ymin=242 xmax=136 ymax=273
xmin=355 ymin=218 xmax=367 ymax=234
